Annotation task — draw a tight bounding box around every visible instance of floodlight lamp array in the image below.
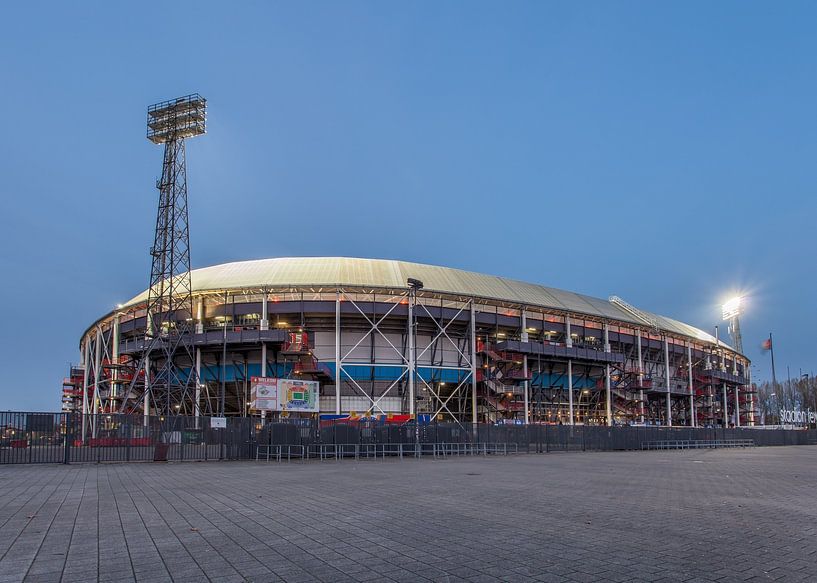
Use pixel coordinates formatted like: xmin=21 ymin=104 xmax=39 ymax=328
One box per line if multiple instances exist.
xmin=721 ymin=296 xmax=742 ymax=321
xmin=147 ymin=93 xmax=207 ymax=144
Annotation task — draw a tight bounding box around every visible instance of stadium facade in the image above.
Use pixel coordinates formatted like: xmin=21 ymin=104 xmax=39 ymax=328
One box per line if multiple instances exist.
xmin=63 ymin=257 xmax=754 ymax=427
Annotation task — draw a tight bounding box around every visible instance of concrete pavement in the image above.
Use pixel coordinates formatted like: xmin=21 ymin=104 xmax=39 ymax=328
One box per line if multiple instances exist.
xmin=1 ymin=446 xmax=815 ymax=582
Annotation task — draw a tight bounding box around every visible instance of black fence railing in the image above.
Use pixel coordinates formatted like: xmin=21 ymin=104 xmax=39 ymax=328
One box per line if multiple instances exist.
xmin=0 ymin=412 xmax=255 ymax=465
xmin=1 ymin=412 xmax=815 ymax=464
xmin=259 ymin=421 xmax=817 ymax=452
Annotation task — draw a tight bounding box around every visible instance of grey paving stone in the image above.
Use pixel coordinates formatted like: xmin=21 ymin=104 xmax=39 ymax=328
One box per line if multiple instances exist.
xmin=0 ymin=447 xmax=816 ymax=583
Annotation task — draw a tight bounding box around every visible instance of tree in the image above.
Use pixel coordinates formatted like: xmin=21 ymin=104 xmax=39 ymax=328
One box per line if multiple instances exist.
xmin=754 ymin=376 xmax=817 ymax=426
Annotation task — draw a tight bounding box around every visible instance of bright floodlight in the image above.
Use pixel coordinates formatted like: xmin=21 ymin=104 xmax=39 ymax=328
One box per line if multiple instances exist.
xmin=147 ymin=94 xmax=207 ymax=144
xmin=722 ymin=296 xmax=743 ymax=321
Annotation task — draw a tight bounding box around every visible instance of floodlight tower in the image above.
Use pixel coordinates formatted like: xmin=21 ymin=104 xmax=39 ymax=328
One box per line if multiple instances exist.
xmin=722 ymin=296 xmax=744 ymax=354
xmin=123 ymin=94 xmax=206 ymax=417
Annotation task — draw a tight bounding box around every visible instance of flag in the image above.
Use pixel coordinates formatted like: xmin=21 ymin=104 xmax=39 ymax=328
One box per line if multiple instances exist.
xmin=761 ymin=338 xmax=772 ymax=351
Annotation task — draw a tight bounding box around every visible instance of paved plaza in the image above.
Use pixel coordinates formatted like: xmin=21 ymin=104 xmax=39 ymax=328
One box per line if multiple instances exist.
xmin=0 ymin=447 xmax=816 ymax=583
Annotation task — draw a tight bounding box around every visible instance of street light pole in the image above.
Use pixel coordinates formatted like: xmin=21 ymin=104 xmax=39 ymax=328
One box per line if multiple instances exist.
xmin=772 ymin=392 xmax=781 ymax=426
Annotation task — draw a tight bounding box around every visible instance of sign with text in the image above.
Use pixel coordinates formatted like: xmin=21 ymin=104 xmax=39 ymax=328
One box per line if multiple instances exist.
xmin=250 ymin=377 xmax=279 ymax=411
xmin=779 ymin=409 xmax=816 ymax=425
xmin=210 ymin=417 xmax=227 ymax=429
xmin=250 ymin=377 xmax=319 ymax=413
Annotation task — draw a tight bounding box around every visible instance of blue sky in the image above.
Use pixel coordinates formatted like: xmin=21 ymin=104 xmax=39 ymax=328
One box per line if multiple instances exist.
xmin=1 ymin=2 xmax=815 ymax=409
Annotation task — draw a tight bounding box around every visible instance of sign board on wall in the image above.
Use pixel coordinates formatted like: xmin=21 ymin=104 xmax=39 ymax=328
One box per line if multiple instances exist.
xmin=250 ymin=377 xmax=279 ymax=411
xmin=278 ymin=378 xmax=319 ymax=412
xmin=210 ymin=417 xmax=227 ymax=429
xmin=250 ymin=377 xmax=319 ymax=413
xmin=779 ymin=409 xmax=816 ymax=425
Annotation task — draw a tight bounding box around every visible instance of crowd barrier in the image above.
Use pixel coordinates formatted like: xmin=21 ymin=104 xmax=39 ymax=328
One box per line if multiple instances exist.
xmin=640 ymin=439 xmax=756 ymax=450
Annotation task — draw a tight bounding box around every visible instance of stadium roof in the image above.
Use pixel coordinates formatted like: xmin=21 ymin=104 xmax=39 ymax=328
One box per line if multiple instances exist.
xmin=123 ymin=256 xmax=727 ymax=349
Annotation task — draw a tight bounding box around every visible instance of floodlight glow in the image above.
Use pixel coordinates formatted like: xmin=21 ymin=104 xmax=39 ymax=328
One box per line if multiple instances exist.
xmin=147 ymin=94 xmax=206 ymax=144
xmin=722 ymin=296 xmax=743 ymax=320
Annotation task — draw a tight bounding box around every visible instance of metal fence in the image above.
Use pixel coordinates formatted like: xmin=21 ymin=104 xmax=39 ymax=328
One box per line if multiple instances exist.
xmin=0 ymin=412 xmax=254 ymax=464
xmin=258 ymin=421 xmax=817 ymax=453
xmin=2 ymin=412 xmax=816 ymax=464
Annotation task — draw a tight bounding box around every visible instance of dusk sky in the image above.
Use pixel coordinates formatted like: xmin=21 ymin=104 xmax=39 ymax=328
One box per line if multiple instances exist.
xmin=1 ymin=2 xmax=815 ymax=410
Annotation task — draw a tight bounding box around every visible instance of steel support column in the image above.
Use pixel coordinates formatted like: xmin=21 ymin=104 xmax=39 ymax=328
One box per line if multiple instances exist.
xmin=748 ymin=368 xmax=754 ymax=425
xmin=111 ymin=315 xmax=120 ymax=409
xmin=143 ymin=354 xmax=150 ymax=427
xmin=92 ymin=327 xmax=103 ymax=438
xmin=664 ymin=337 xmax=671 ymax=426
xmin=195 ymin=347 xmax=202 ymax=419
xmin=195 ymin=298 xmax=204 ymax=333
xmin=260 ymin=292 xmax=269 ymax=331
xmin=470 ymin=302 xmax=477 ymax=425
xmin=687 ymin=344 xmax=695 ymax=427
xmin=261 ymin=291 xmax=268 ymax=381
xmin=565 ymin=316 xmax=572 ymax=348
xmin=567 ymin=359 xmax=574 ymax=426
xmin=637 ymin=329 xmax=645 ymax=424
xmin=143 ymin=311 xmax=152 ymax=425
xmin=604 ymin=323 xmax=611 ymax=425
xmin=335 ymin=291 xmax=341 ymax=415
xmin=734 ymin=385 xmax=740 ymax=427
xmin=408 ymin=290 xmax=416 ymax=417
xmin=81 ymin=339 xmax=90 ymax=443
xmin=605 ymin=364 xmax=612 ymax=426
xmin=714 ymin=325 xmax=719 ymax=370
xmin=521 ymin=313 xmax=529 ymax=425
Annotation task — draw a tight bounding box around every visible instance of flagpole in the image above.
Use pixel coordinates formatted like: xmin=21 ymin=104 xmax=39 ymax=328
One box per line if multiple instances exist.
xmin=769 ymin=332 xmax=777 ymax=389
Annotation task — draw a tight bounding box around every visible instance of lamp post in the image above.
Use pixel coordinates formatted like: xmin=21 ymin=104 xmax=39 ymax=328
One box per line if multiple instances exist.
xmin=406 ymin=278 xmax=424 ymax=445
xmin=406 ymin=278 xmax=423 ymax=419
xmin=769 ymin=392 xmax=781 ymax=426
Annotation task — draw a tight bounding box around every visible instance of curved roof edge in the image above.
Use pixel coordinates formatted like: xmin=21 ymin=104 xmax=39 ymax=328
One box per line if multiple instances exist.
xmin=114 ymin=256 xmax=734 ymax=353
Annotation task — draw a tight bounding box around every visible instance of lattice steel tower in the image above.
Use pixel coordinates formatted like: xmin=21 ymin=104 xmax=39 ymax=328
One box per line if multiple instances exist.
xmin=123 ymin=94 xmax=207 ymax=416
xmin=721 ymin=296 xmax=744 ymax=355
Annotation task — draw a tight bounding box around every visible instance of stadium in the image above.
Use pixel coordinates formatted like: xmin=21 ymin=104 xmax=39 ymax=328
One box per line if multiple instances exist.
xmin=63 ymin=256 xmax=755 ymax=428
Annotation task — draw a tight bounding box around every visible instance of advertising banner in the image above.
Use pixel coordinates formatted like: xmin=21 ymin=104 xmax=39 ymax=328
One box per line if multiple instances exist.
xmin=250 ymin=377 xmax=319 ymax=412
xmin=278 ymin=379 xmax=319 ymax=412
xmin=779 ymin=409 xmax=816 ymax=425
